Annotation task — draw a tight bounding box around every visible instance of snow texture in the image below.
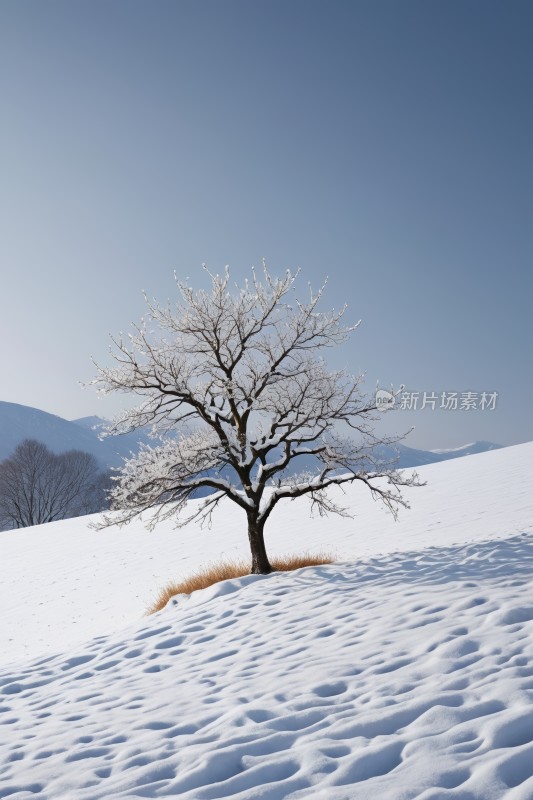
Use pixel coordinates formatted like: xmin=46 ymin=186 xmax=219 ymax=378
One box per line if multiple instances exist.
xmin=0 ymin=442 xmax=532 ymax=799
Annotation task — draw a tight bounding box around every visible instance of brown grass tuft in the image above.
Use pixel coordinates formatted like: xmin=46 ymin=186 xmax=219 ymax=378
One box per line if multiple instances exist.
xmin=146 ymin=551 xmax=335 ymax=615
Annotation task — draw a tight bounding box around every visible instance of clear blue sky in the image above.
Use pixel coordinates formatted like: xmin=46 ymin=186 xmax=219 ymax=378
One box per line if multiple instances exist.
xmin=0 ymin=0 xmax=531 ymax=449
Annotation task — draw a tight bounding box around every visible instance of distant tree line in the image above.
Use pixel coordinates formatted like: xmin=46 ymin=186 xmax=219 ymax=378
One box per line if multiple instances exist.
xmin=0 ymin=439 xmax=111 ymax=531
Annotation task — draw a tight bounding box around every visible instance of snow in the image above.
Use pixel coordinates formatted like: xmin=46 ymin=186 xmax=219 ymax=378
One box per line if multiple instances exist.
xmin=0 ymin=442 xmax=532 ymax=798
xmin=429 ymin=441 xmax=501 ymax=458
xmin=431 ymin=442 xmax=477 ymax=453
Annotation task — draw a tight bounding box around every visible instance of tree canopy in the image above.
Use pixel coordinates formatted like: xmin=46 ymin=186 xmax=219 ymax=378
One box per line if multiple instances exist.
xmin=0 ymin=439 xmax=106 ymax=530
xmin=93 ymin=265 xmax=420 ymax=572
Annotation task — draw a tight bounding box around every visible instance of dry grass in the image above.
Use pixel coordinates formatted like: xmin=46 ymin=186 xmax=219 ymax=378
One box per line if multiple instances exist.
xmin=146 ymin=551 xmax=336 ymax=615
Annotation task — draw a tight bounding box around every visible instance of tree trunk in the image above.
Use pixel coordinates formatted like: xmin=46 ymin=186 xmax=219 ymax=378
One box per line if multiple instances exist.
xmin=247 ymin=517 xmax=272 ymax=574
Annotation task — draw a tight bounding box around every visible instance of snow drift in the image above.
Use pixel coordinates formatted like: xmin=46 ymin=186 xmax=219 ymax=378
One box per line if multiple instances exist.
xmin=0 ymin=442 xmax=532 ymax=798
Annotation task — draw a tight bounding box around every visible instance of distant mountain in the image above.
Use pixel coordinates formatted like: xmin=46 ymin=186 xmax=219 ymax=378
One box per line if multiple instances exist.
xmin=73 ymin=416 xmax=107 ymax=431
xmin=72 ymin=416 xmax=156 ymax=461
xmin=0 ymin=402 xmax=503 ymax=473
xmin=265 ymin=441 xmax=503 ymax=478
xmin=0 ymin=403 xmax=151 ymax=468
xmin=429 ymin=442 xmax=502 ymax=459
xmin=387 ymin=441 xmax=502 ymax=468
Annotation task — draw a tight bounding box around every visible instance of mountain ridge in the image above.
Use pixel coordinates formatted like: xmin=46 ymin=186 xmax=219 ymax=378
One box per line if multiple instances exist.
xmin=0 ymin=402 xmax=146 ymax=467
xmin=0 ymin=401 xmax=504 ymax=471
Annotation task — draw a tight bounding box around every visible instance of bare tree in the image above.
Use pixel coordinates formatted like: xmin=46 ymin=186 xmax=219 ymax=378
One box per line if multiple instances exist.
xmin=0 ymin=440 xmax=105 ymax=530
xmin=92 ymin=265 xmax=421 ymax=573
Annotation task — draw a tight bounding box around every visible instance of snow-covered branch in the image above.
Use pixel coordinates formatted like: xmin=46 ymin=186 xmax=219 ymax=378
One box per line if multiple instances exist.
xmin=92 ymin=264 xmax=422 ymax=572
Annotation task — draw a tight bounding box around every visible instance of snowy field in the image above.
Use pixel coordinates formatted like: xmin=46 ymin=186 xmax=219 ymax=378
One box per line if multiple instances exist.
xmin=0 ymin=442 xmax=532 ymax=798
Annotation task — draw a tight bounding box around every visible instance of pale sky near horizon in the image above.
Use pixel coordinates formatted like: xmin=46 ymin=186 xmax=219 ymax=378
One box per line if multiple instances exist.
xmin=0 ymin=0 xmax=531 ymax=450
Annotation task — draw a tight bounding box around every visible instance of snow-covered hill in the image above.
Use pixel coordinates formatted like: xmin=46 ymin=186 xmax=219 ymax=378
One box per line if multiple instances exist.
xmin=0 ymin=442 xmax=532 ymax=798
